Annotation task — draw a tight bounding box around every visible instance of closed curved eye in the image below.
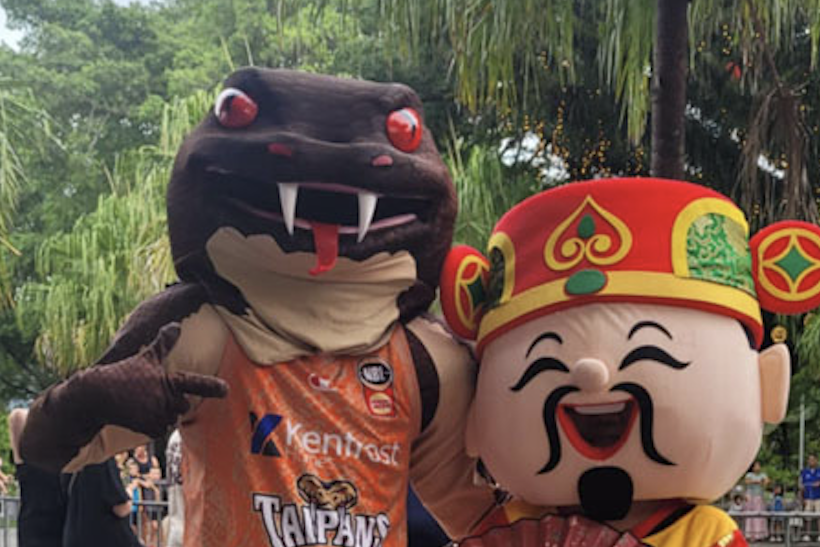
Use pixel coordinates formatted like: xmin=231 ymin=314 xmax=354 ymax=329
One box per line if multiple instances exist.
xmin=619 ymin=345 xmax=690 ymax=371
xmin=510 ymin=357 xmax=569 ymax=392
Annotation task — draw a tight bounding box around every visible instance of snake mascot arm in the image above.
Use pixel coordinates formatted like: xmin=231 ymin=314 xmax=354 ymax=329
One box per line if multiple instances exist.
xmin=20 ymin=68 xmax=495 ymax=545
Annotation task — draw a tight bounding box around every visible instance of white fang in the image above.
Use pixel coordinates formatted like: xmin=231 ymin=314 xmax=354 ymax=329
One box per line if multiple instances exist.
xmin=278 ymin=183 xmax=299 ymax=235
xmin=357 ymin=192 xmax=379 ymax=243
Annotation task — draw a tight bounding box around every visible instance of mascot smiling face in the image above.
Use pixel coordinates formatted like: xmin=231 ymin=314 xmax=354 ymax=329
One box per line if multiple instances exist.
xmin=467 ymin=302 xmax=785 ymax=519
xmin=442 ymin=177 xmax=820 ymax=523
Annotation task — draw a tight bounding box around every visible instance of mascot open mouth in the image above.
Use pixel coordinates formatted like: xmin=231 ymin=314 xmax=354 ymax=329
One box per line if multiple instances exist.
xmin=557 ymin=399 xmax=637 ymax=461
xmin=229 ymin=182 xmax=430 ymax=238
xmin=214 ymin=173 xmax=432 ymax=274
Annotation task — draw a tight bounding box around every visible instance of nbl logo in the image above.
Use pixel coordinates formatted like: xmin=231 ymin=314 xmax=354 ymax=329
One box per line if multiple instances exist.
xmin=249 ymin=412 xmax=282 ymax=457
xmin=357 ymin=358 xmax=396 ymax=417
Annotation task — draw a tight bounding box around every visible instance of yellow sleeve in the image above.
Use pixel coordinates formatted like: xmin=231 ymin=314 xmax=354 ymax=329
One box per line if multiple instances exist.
xmin=643 ymin=505 xmax=740 ymax=547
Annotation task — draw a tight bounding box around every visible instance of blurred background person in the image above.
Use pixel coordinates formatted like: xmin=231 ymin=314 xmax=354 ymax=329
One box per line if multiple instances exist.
xmin=9 ymin=408 xmax=66 ymax=547
xmin=62 ymin=458 xmax=141 ymax=547
xmin=165 ymin=429 xmax=184 ymax=547
xmin=132 ymin=445 xmax=159 ymax=477
xmin=125 ymin=459 xmax=143 ymax=537
xmin=744 ymin=460 xmax=769 ymax=541
xmin=139 ymin=466 xmax=162 ymax=547
xmin=407 ymin=488 xmax=449 ymax=547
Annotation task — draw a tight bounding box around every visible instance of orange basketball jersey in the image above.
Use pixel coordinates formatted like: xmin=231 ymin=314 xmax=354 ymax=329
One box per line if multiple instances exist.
xmin=181 ymin=326 xmax=419 ymax=547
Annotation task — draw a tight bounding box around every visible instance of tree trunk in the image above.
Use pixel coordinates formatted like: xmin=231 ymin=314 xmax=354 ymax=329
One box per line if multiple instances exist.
xmin=650 ymin=0 xmax=689 ymax=180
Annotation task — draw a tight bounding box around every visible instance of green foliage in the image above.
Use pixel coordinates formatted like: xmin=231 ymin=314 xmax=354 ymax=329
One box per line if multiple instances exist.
xmin=797 ymin=314 xmax=820 ymax=380
xmin=383 ymin=0 xmax=820 ymax=164
xmin=0 ymin=409 xmax=14 ymax=490
xmin=447 ymin=138 xmax=541 ymax=250
xmin=0 ymin=0 xmax=469 ymax=397
xmin=0 ymin=88 xmax=60 ymax=307
xmin=382 ymin=0 xmax=578 ymax=115
xmin=14 ymin=92 xmax=210 ymax=375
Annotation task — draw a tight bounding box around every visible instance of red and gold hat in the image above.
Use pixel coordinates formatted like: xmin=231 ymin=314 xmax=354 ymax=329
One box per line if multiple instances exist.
xmin=440 ymin=177 xmax=820 ymax=352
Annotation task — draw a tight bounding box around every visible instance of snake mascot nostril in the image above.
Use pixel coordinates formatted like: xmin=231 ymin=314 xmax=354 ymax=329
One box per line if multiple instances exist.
xmin=19 ymin=68 xmax=495 ymax=547
xmin=441 ymin=177 xmax=820 ymax=547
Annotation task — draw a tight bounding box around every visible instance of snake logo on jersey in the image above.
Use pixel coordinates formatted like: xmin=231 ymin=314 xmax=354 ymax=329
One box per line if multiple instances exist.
xmin=253 ymin=473 xmax=391 ymax=547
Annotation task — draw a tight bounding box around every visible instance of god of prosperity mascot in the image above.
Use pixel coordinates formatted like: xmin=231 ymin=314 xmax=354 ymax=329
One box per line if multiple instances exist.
xmin=19 ymin=68 xmax=495 ymax=546
xmin=441 ymin=177 xmax=820 ymax=547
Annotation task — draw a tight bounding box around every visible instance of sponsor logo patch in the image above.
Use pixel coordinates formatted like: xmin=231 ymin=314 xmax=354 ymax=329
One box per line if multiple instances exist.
xmin=249 ymin=412 xmax=282 ymax=457
xmin=249 ymin=410 xmax=401 ymax=467
xmin=308 ymin=373 xmax=335 ymax=391
xmin=357 ymin=358 xmax=396 ymax=417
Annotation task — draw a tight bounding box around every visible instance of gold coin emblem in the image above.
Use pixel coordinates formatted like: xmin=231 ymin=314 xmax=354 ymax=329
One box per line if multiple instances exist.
xmin=771 ymin=325 xmax=788 ymax=343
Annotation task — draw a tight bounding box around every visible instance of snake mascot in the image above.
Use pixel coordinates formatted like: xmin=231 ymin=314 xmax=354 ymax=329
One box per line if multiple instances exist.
xmin=20 ymin=68 xmax=495 ymax=547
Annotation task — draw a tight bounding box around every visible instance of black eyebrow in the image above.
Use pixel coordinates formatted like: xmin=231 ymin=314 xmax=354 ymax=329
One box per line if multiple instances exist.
xmin=627 ymin=321 xmax=673 ymax=340
xmin=619 ymin=345 xmax=690 ymax=371
xmin=510 ymin=357 xmax=570 ymax=392
xmin=526 ymin=332 xmax=563 ymax=358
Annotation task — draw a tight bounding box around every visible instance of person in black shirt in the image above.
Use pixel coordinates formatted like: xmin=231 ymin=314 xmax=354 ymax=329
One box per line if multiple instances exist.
xmin=407 ymin=487 xmax=449 ymax=547
xmin=62 ymin=459 xmax=141 ymax=547
xmin=10 ymin=408 xmax=67 ymax=547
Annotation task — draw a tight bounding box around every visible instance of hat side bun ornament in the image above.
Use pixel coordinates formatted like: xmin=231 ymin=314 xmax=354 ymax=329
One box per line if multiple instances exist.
xmin=440 ymin=245 xmax=490 ymax=339
xmin=752 ymin=220 xmax=820 ymax=314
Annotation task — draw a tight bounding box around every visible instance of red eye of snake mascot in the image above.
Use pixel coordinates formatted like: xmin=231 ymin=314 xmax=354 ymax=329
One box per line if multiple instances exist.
xmin=441 ymin=177 xmax=820 ymax=547
xmin=19 ymin=68 xmax=496 ymax=547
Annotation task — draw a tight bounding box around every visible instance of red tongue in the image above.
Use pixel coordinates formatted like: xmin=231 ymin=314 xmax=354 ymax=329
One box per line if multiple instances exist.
xmin=308 ymin=222 xmax=339 ymax=276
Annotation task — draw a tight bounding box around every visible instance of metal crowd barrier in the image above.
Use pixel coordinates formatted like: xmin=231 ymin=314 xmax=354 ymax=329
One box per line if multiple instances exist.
xmin=729 ymin=510 xmax=820 ymax=546
xmin=0 ymin=496 xmax=169 ymax=547
xmin=0 ymin=497 xmax=19 ymax=547
xmin=131 ymin=500 xmax=170 ymax=547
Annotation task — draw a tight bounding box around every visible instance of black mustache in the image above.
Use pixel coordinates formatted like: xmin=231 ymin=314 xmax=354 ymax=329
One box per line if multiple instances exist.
xmin=538 ymin=382 xmax=675 ymax=474
xmin=539 ymin=385 xmax=579 ymax=474
xmin=611 ymin=382 xmax=675 ymax=466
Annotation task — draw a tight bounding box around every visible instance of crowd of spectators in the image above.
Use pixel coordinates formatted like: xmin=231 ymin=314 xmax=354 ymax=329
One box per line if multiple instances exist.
xmin=728 ymin=455 xmax=820 ymax=543
xmin=6 ymin=407 xmax=182 ymax=547
xmin=116 ymin=444 xmax=165 ymax=547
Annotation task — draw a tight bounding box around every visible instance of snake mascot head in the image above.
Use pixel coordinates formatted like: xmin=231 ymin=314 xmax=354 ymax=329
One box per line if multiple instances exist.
xmin=442 ymin=177 xmax=820 ymax=547
xmin=19 ymin=68 xmax=495 ymax=547
xmin=168 ymin=68 xmax=456 ymax=323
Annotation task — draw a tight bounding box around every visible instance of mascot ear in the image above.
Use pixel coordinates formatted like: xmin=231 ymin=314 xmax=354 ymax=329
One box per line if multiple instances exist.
xmin=440 ymin=246 xmax=490 ymax=340
xmin=758 ymin=343 xmax=790 ymax=424
xmin=751 ymin=221 xmax=820 ymax=314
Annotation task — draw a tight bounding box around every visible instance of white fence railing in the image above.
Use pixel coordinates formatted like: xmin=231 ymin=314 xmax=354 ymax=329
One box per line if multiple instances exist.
xmin=729 ymin=510 xmax=820 ymax=546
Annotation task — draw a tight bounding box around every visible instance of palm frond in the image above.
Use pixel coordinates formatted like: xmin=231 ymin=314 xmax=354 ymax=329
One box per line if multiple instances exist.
xmin=381 ymin=0 xmax=576 ymax=115
xmin=734 ymin=84 xmax=817 ymax=229
xmin=597 ymin=0 xmax=655 ymax=144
